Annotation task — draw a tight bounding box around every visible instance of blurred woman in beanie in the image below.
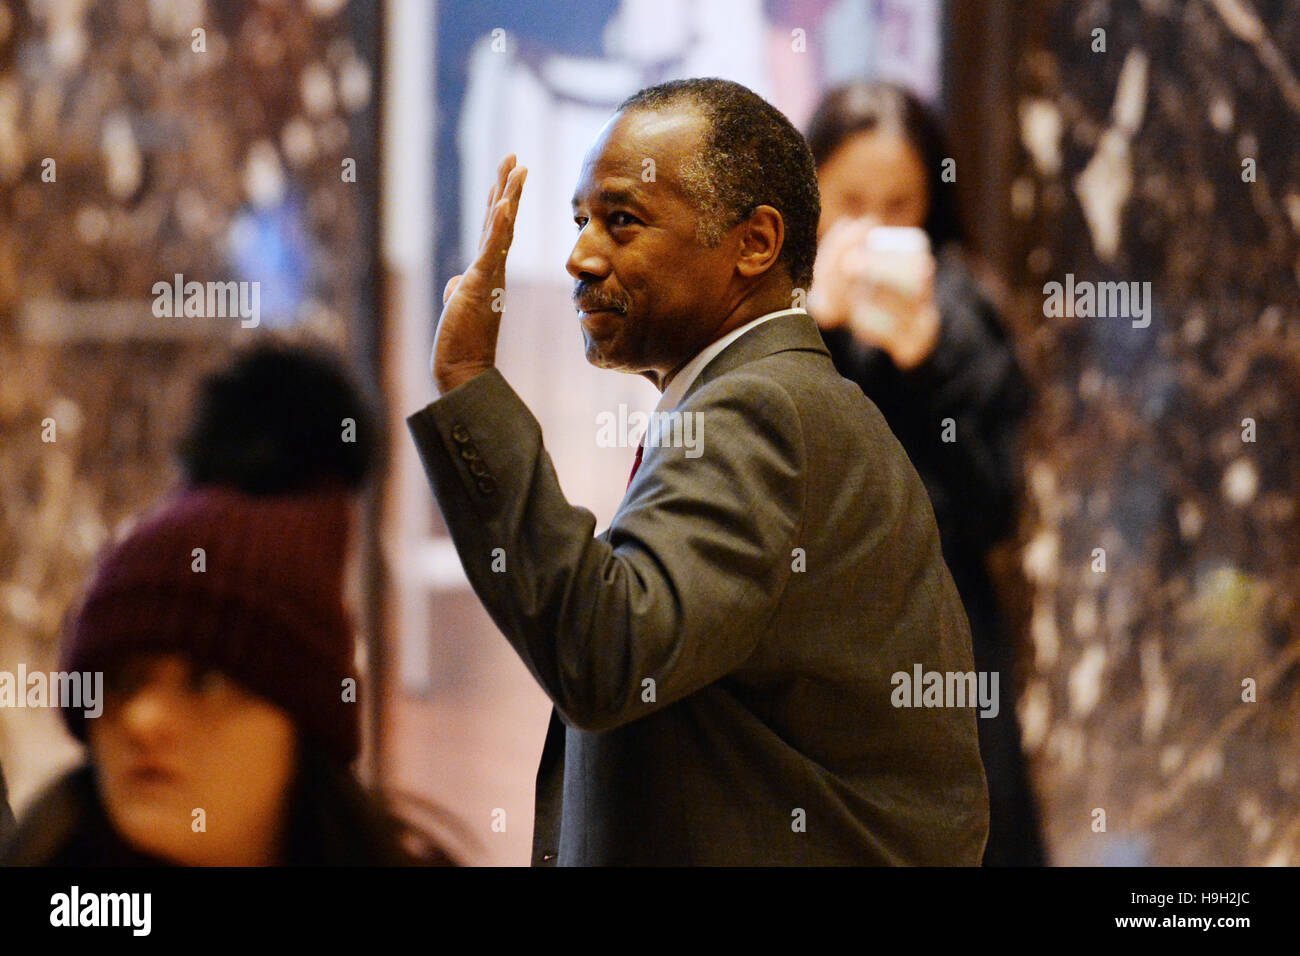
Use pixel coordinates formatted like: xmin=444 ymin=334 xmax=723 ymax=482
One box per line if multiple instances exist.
xmin=2 ymin=342 xmax=454 ymax=866
xmin=805 ymin=81 xmax=1045 ymax=866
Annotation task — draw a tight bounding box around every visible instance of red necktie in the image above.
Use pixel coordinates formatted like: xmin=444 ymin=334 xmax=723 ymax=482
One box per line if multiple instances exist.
xmin=626 ymin=440 xmax=644 ymax=490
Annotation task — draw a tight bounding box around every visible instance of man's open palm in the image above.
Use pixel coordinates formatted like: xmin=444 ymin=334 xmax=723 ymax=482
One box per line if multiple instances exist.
xmin=431 ymin=153 xmax=528 ymax=395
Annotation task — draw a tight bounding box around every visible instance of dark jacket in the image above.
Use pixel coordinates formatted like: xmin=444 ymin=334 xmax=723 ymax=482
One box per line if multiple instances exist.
xmin=819 ymin=243 xmax=1030 ymax=651
xmin=0 ymin=760 xmax=14 ymax=844
xmin=408 ymin=312 xmax=989 ymax=865
xmin=1 ymin=766 xmax=165 ymax=865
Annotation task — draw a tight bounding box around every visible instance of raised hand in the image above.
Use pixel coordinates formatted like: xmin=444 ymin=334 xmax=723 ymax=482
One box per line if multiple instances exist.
xmin=431 ymin=153 xmax=528 ymax=396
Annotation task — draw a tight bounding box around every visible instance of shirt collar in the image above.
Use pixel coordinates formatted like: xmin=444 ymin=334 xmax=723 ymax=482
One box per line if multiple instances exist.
xmin=654 ymin=308 xmax=807 ymax=414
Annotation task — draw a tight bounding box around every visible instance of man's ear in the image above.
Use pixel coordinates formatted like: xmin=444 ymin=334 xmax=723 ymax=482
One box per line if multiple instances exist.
xmin=735 ymin=204 xmax=785 ymax=279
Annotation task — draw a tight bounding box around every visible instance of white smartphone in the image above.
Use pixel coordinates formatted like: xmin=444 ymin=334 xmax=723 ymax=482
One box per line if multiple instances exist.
xmin=860 ymin=226 xmax=932 ymax=295
xmin=863 ymin=225 xmax=931 ymax=255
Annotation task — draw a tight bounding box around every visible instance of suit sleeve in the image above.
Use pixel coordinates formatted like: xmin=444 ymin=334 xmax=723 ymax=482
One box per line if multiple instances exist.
xmin=406 ymin=367 xmax=806 ymax=732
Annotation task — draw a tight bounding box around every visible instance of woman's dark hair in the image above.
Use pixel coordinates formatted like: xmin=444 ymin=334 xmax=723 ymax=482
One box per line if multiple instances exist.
xmin=283 ymin=741 xmax=457 ymax=866
xmin=805 ymin=81 xmax=965 ymax=250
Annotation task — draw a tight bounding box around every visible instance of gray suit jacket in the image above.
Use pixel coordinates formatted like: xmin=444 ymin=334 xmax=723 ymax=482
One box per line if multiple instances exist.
xmin=407 ymin=312 xmax=989 ymax=865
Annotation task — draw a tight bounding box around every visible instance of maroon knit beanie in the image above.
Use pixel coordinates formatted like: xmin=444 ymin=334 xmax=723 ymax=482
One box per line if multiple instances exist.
xmin=61 ymin=483 xmax=360 ymax=763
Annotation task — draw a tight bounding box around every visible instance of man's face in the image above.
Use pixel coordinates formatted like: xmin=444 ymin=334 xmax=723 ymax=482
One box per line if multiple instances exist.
xmin=568 ymin=108 xmax=742 ymax=385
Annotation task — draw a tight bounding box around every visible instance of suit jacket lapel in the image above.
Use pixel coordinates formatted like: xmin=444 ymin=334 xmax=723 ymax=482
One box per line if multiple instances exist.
xmin=679 ymin=312 xmax=832 ymax=407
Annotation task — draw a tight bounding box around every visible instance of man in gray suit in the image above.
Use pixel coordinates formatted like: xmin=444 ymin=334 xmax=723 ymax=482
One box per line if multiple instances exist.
xmin=408 ymin=78 xmax=988 ymax=865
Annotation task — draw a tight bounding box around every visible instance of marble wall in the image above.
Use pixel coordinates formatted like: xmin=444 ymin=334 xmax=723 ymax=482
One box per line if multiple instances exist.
xmin=0 ymin=0 xmax=379 ymax=809
xmin=1005 ymin=0 xmax=1300 ymax=864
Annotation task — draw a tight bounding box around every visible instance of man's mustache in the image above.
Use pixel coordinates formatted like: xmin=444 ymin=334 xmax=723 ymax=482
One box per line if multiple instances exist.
xmin=573 ymin=288 xmax=629 ymax=313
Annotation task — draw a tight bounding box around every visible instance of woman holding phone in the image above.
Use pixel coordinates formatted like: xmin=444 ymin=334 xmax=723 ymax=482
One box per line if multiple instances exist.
xmin=806 ymin=81 xmax=1045 ymax=866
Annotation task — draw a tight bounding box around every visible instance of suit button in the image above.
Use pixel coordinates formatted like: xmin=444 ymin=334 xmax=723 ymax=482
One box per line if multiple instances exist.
xmin=460 ymin=444 xmax=480 ymax=460
xmin=451 ymin=424 xmax=471 ymax=443
xmin=542 ymin=853 xmax=556 ymax=861
xmin=476 ymin=476 xmax=497 ymax=494
xmin=469 ymin=460 xmax=489 ymax=477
